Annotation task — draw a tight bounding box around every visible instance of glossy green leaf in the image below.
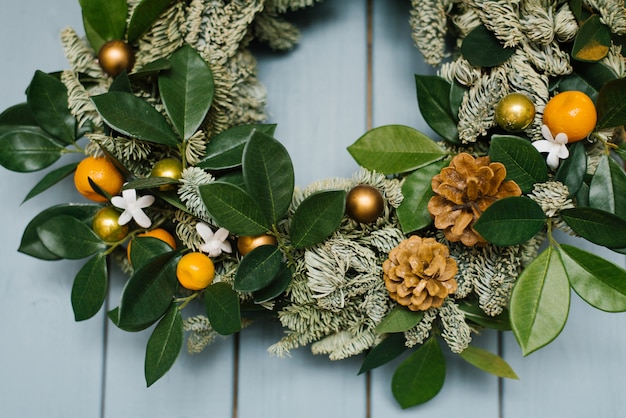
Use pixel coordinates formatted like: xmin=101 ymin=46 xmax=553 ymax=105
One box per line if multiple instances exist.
xmin=123 ymin=176 xmax=179 ymax=190
xmin=234 ymin=245 xmax=282 ymax=292
xmin=414 ymin=75 xmax=459 ymax=143
xmin=118 ymin=251 xmax=180 ymax=330
xmin=145 ymin=303 xmax=183 ymax=387
xmin=474 ymin=197 xmax=546 ymax=246
xmin=218 ymin=171 xmax=246 ymax=189
xmin=158 ymin=45 xmax=214 ymax=140
xmin=489 ymin=135 xmax=548 ymax=192
xmin=347 ymin=125 xmax=446 ymax=174
xmin=572 ymin=15 xmax=611 ymax=62
xmin=290 ymin=190 xmax=346 ymax=249
xmin=561 ymin=207 xmax=626 ymax=248
xmin=0 ymin=130 xmax=64 ymax=172
xmin=0 ymin=103 xmax=37 ymax=126
xmin=26 ymin=70 xmax=76 ymax=144
xmin=71 ymin=253 xmax=108 ymax=321
xmin=510 ymin=247 xmax=570 ymax=355
xmin=392 ymin=337 xmax=446 ymax=408
xmin=358 ymin=333 xmax=407 ymax=375
xmin=397 ymin=160 xmax=446 ymax=233
xmin=204 ymin=282 xmax=242 ymax=335
xmin=597 ymin=77 xmax=626 ymax=129
xmin=457 ymin=300 xmax=511 ymax=331
xmin=107 ymin=306 xmax=153 ymax=332
xmin=554 ymin=141 xmax=587 ymax=196
xmin=460 ymin=25 xmax=515 ymax=67
xmin=242 ymin=130 xmax=294 ymax=225
xmin=198 ymin=124 xmax=276 ymax=170
xmin=589 ymin=155 xmax=626 ymax=217
xmin=560 ymin=244 xmax=626 ymax=312
xmin=130 ymin=58 xmax=171 ymax=78
xmin=253 ymin=263 xmax=292 ymax=303
xmin=449 ymin=80 xmax=466 ymax=120
xmin=78 ymin=0 xmax=127 ymax=43
xmin=82 ymin=15 xmax=107 ymax=52
xmin=109 ymin=70 xmax=132 ymax=93
xmin=199 ymin=181 xmax=269 ymax=236
xmin=22 ymin=162 xmax=78 ymax=203
xmin=375 ymin=305 xmax=424 ymax=334
xmin=128 ymin=0 xmax=173 ymax=43
xmin=92 ymin=91 xmax=179 ymax=146
xmin=459 ymin=345 xmax=518 ymax=379
xmin=37 ymin=215 xmax=107 ymax=259
xmin=129 ymin=236 xmax=176 ymax=271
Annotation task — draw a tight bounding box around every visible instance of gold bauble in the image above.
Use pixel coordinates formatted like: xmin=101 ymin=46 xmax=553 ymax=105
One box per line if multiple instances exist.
xmin=98 ymin=40 xmax=135 ymax=77
xmin=495 ymin=93 xmax=536 ymax=132
xmin=150 ymin=158 xmax=183 ymax=191
xmin=345 ymin=184 xmax=384 ymax=223
xmin=237 ymin=234 xmax=277 ymax=256
xmin=92 ymin=206 xmax=129 ymax=242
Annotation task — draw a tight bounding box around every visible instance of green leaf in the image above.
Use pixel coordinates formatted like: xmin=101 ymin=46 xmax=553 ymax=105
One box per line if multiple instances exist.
xmin=124 ymin=176 xmax=179 ymax=190
xmin=596 ymin=77 xmax=626 ymax=129
xmin=145 ymin=303 xmax=183 ymax=387
xmin=27 ymin=70 xmax=76 ymax=144
xmin=130 ymin=58 xmax=171 ymax=78
xmin=572 ymin=15 xmax=611 ymax=62
xmin=559 ymin=61 xmax=618 ymax=102
xmin=127 ymin=0 xmax=173 ymax=43
xmin=449 ymin=80 xmax=466 ymax=120
xmin=589 ymin=155 xmax=626 ymax=217
xmin=459 ymin=345 xmax=518 ymax=379
xmin=290 ymin=190 xmax=346 ymax=249
xmin=560 ymin=244 xmax=626 ymax=312
xmin=0 ymin=129 xmax=64 ymax=172
xmin=561 ymin=207 xmax=626 ymax=248
xmin=109 ymin=70 xmax=133 ymax=93
xmin=252 ymin=263 xmax=292 ymax=303
xmin=397 ymin=160 xmax=446 ymax=233
xmin=92 ymin=91 xmax=179 ymax=146
xmin=489 ymin=135 xmax=548 ymax=192
xmin=414 ymin=75 xmax=459 ymax=143
xmin=242 ymin=130 xmax=294 ymax=225
xmin=129 ymin=236 xmax=176 ymax=271
xmin=358 ymin=333 xmax=407 ymax=374
xmin=82 ymin=15 xmax=108 ymax=52
xmin=22 ymin=162 xmax=78 ymax=203
xmin=158 ymin=45 xmax=214 ymax=140
xmin=198 ymin=124 xmax=276 ymax=170
xmin=37 ymin=215 xmax=107 ymax=259
xmin=347 ymin=125 xmax=446 ymax=174
xmin=457 ymin=300 xmax=511 ymax=331
xmin=460 ymin=25 xmax=515 ymax=67
xmin=392 ymin=337 xmax=446 ymax=408
xmin=510 ymin=247 xmax=570 ymax=355
xmin=118 ymin=251 xmax=180 ymax=330
xmin=375 ymin=305 xmax=424 ymax=334
xmin=554 ymin=141 xmax=587 ymax=196
xmin=71 ymin=253 xmax=108 ymax=321
xmin=474 ymin=197 xmax=546 ymax=246
xmin=0 ymin=103 xmax=37 ymax=126
xmin=234 ymin=245 xmax=282 ymax=293
xmin=204 ymin=282 xmax=242 ymax=335
xmin=78 ymin=0 xmax=127 ymax=44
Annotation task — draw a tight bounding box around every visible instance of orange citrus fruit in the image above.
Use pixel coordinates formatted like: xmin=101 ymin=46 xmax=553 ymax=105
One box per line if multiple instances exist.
xmin=74 ymin=156 xmax=124 ymax=202
xmin=92 ymin=206 xmax=129 ymax=242
xmin=542 ymin=91 xmax=597 ymax=143
xmin=127 ymin=228 xmax=177 ymax=261
xmin=176 ymin=252 xmax=215 ymax=291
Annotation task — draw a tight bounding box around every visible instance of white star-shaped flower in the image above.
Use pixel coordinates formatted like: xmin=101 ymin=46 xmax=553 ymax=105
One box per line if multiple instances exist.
xmin=533 ymin=125 xmax=570 ymax=170
xmin=111 ymin=188 xmax=155 ymax=228
xmin=196 ymin=222 xmax=232 ymax=257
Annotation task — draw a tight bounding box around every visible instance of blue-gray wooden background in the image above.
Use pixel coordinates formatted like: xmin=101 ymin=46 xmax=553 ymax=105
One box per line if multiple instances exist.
xmin=2 ymin=1 xmax=626 ymax=417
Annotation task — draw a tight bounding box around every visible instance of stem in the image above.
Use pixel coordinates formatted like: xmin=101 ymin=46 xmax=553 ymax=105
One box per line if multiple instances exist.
xmin=270 ymin=224 xmax=297 ymax=268
xmin=176 ymin=292 xmax=200 ymax=310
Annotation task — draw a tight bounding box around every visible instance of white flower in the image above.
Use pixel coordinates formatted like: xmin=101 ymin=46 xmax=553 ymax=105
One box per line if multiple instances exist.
xmin=111 ymin=188 xmax=155 ymax=228
xmin=533 ymin=125 xmax=570 ymax=169
xmin=196 ymin=222 xmax=232 ymax=257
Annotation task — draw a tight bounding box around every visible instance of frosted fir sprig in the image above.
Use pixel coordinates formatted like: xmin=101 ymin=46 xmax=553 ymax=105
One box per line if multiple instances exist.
xmin=409 ymin=0 xmax=453 ymax=66
xmin=404 ymin=309 xmax=437 ymax=348
xmin=253 ymin=12 xmax=300 ymax=51
xmin=178 ymin=167 xmax=215 ymax=222
xmin=466 ymin=0 xmax=524 ymax=48
xmin=183 ymin=315 xmax=219 ymax=354
xmin=265 ymin=0 xmax=324 ymax=13
xmin=62 ymin=70 xmax=103 ymax=130
xmin=583 ymin=0 xmax=626 ymax=34
xmin=134 ymin=1 xmax=185 ymax=68
xmin=60 ymin=27 xmax=103 ymax=78
xmin=438 ymin=299 xmax=472 ymax=354
xmin=519 ymin=0 xmax=556 ymax=46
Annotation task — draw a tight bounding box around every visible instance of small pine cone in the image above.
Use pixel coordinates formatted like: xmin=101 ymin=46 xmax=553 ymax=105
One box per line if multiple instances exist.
xmin=383 ymin=236 xmax=458 ymax=311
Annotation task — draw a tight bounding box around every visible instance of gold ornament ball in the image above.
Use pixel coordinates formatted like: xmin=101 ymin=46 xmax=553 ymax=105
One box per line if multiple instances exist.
xmin=98 ymin=40 xmax=135 ymax=77
xmin=237 ymin=234 xmax=278 ymax=256
xmin=495 ymin=93 xmax=536 ymax=132
xmin=150 ymin=158 xmax=183 ymax=191
xmin=346 ymin=184 xmax=384 ymax=223
xmin=92 ymin=206 xmax=129 ymax=242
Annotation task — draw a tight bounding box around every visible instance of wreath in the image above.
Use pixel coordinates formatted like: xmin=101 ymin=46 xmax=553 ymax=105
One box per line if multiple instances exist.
xmin=2 ymin=0 xmax=626 ymax=409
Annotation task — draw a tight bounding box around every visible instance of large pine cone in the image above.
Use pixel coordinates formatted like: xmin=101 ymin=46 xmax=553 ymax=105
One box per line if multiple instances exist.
xmin=383 ymin=236 xmax=458 ymax=311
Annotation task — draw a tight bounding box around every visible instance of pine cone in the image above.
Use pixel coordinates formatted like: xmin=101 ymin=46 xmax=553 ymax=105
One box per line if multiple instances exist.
xmin=383 ymin=236 xmax=458 ymax=311
xmin=427 ymin=153 xmax=521 ymax=246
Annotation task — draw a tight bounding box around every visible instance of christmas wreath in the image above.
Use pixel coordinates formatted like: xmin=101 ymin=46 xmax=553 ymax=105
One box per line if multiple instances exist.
xmin=2 ymin=0 xmax=626 ymax=409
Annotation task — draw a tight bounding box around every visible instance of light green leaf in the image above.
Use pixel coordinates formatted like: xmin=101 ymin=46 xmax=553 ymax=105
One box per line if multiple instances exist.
xmin=460 ymin=25 xmax=515 ymax=67
xmin=358 ymin=333 xmax=407 ymax=375
xmin=71 ymin=253 xmax=108 ymax=321
xmin=290 ymin=190 xmax=346 ymax=249
xmin=0 ymin=129 xmax=64 ymax=172
xmin=375 ymin=305 xmax=424 ymax=334
xmin=459 ymin=345 xmax=518 ymax=379
xmin=489 ymin=135 xmax=548 ymax=192
xmin=414 ymin=75 xmax=459 ymax=143
xmin=145 ymin=303 xmax=183 ymax=387
xmin=204 ymin=282 xmax=242 ymax=335
xmin=397 ymin=160 xmax=446 ymax=233
xmin=198 ymin=124 xmax=276 ymax=170
xmin=127 ymin=0 xmax=173 ymax=43
xmin=23 ymin=162 xmax=78 ymax=203
xmin=79 ymin=0 xmax=127 ymax=44
xmin=234 ymin=245 xmax=282 ymax=293
xmin=37 ymin=215 xmax=107 ymax=259
xmin=560 ymin=207 xmax=626 ymax=248
xmin=572 ymin=15 xmax=611 ymax=62
xmin=473 ymin=197 xmax=546 ymax=246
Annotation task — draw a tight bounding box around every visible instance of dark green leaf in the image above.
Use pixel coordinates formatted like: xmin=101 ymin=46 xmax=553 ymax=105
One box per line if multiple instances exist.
xmin=0 ymin=130 xmax=64 ymax=172
xmin=130 ymin=58 xmax=171 ymax=78
xmin=109 ymin=70 xmax=132 ymax=93
xmin=128 ymin=0 xmax=173 ymax=43
xmin=397 ymin=160 xmax=446 ymax=233
xmin=242 ymin=130 xmax=294 ymax=225
xmin=79 ymin=0 xmax=127 ymax=44
xmin=158 ymin=45 xmax=214 ymax=140
xmin=290 ymin=190 xmax=346 ymax=249
xmin=204 ymin=282 xmax=242 ymax=335
xmin=572 ymin=15 xmax=611 ymax=62
xmin=92 ymin=91 xmax=179 ymax=146
xmin=0 ymin=103 xmax=37 ymax=126
xmin=554 ymin=141 xmax=587 ymax=196
xmin=414 ymin=75 xmax=459 ymax=143
xmin=392 ymin=337 xmax=446 ymax=408
xmin=129 ymin=236 xmax=176 ymax=271
xmin=561 ymin=207 xmax=626 ymax=248
xmin=459 ymin=345 xmax=518 ymax=379
xmin=107 ymin=306 xmax=153 ymax=332
xmin=124 ymin=176 xmax=179 ymax=190
xmin=234 ymin=245 xmax=282 ymax=293
xmin=457 ymin=300 xmax=511 ymax=331
xmin=358 ymin=333 xmax=407 ymax=374
xmin=347 ymin=125 xmax=446 ymax=174
xmin=199 ymin=181 xmax=269 ymax=236
xmin=217 ymin=171 xmax=245 ymax=188
xmin=510 ymin=247 xmax=570 ymax=355
xmin=560 ymin=61 xmax=618 ymax=102
xmin=22 ymin=162 xmax=78 ymax=203
xmin=560 ymin=244 xmax=626 ymax=312
xmin=597 ymin=77 xmax=626 ymax=129
xmin=253 ymin=263 xmax=292 ymax=303
xmin=461 ymin=25 xmax=515 ymax=67
xmin=37 ymin=215 xmax=107 ymax=259
xmin=145 ymin=303 xmax=183 ymax=387
xmin=71 ymin=253 xmax=108 ymax=321
xmin=489 ymin=135 xmax=548 ymax=192
xmin=589 ymin=155 xmax=626 ymax=217
xmin=474 ymin=197 xmax=546 ymax=246
xmin=154 ymin=190 xmax=189 ymax=213
xmin=449 ymin=80 xmax=466 ymax=120
xmin=375 ymin=305 xmax=424 ymax=334
xmin=82 ymin=15 xmax=107 ymax=52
